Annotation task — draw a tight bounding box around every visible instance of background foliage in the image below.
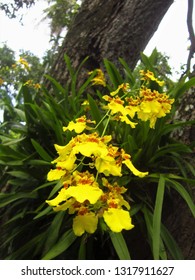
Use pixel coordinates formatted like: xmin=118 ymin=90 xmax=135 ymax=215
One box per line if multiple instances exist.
xmin=0 ymin=0 xmax=35 ymax=19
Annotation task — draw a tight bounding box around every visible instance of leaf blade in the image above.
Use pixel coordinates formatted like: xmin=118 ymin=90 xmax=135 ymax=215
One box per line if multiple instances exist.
xmin=31 ymin=138 xmax=52 ymax=162
xmin=41 ymin=229 xmax=77 ymax=260
xmin=153 ymin=174 xmax=165 ymax=260
xmin=109 ymin=232 xmax=131 ymax=260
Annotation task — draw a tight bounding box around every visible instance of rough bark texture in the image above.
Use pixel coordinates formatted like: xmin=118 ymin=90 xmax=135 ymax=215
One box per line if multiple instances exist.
xmin=173 ymin=86 xmax=195 ymax=145
xmin=167 ymin=87 xmax=195 ymax=259
xmin=165 ymin=188 xmax=195 ymax=259
xmin=48 ymin=0 xmax=173 ymax=87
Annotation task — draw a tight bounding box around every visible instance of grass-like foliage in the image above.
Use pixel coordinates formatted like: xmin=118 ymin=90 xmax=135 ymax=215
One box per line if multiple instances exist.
xmin=0 ymin=51 xmax=195 ymax=259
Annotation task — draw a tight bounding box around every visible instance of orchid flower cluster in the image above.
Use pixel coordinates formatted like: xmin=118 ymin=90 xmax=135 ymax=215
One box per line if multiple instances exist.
xmin=102 ymin=70 xmax=174 ymax=129
xmin=46 ymin=69 xmax=174 ymax=236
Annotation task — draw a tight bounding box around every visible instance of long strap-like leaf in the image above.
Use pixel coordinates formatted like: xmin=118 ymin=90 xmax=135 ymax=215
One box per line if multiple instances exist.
xmin=109 ymin=232 xmax=131 ymax=260
xmin=42 ymin=229 xmax=77 ymax=260
xmin=153 ymin=174 xmax=165 ymax=260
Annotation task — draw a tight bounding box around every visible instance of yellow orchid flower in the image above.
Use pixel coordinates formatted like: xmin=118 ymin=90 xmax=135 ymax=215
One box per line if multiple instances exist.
xmin=73 ymin=133 xmax=111 ymax=158
xmin=55 ymin=151 xmax=77 ymax=171
xmin=94 ymin=145 xmax=122 ymax=176
xmin=73 ymin=211 xmax=98 ymax=236
xmin=46 ymin=188 xmax=68 ymax=207
xmin=95 ymin=155 xmax=122 ymax=176
xmin=53 ymin=198 xmax=76 ymax=212
xmin=88 ymin=69 xmax=106 ymax=87
xmin=103 ymin=95 xmax=126 ymax=115
xmin=119 ymin=115 xmax=137 ymax=128
xmin=137 ymin=88 xmax=174 ymax=128
xmin=47 ymin=168 xmax=66 ymax=181
xmin=103 ymin=208 xmax=134 ymax=232
xmin=123 ymin=158 xmax=148 ymax=178
xmin=74 ymin=141 xmax=107 ymax=158
xmin=66 ymin=184 xmax=103 ymax=204
xmin=46 ymin=171 xmax=103 ymax=207
xmin=140 ymin=70 xmax=164 ymax=86
xmin=102 ymin=178 xmax=130 ymax=210
xmin=102 ymin=95 xmax=137 ymax=128
xmin=110 ymin=83 xmax=130 ymax=96
xmin=63 ymin=116 xmax=95 ymax=134
xmin=52 ymin=143 xmax=73 ymax=163
xmin=121 ymin=150 xmax=148 ymax=178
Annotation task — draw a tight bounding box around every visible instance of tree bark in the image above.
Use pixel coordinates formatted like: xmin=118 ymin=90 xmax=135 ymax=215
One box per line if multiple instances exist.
xmin=167 ymin=86 xmax=195 ymax=259
xmin=48 ymin=0 xmax=173 ymax=87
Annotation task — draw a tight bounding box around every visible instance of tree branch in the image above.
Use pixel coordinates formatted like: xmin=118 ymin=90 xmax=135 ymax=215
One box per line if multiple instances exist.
xmin=187 ymin=0 xmax=195 ymax=68
xmin=180 ymin=0 xmax=195 ymax=79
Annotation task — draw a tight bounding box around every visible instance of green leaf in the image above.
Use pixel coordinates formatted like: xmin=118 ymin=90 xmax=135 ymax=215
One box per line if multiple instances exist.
xmin=166 ymin=178 xmax=195 ymax=217
xmin=64 ymin=54 xmax=74 ymax=78
xmin=109 ymin=232 xmax=131 ymax=260
xmin=140 ymin=52 xmax=156 ymax=72
xmin=42 ymin=229 xmax=77 ymax=260
xmin=14 ymin=108 xmax=26 ymax=121
xmin=32 ymin=181 xmax=54 ymax=193
xmin=143 ymin=207 xmax=167 ymax=260
xmin=68 ymin=55 xmax=89 ymax=103
xmin=149 ymin=48 xmax=159 ymax=64
xmin=43 ymin=212 xmax=65 ymax=255
xmin=149 ymin=143 xmax=191 ymax=164
xmin=11 ymin=123 xmax=27 ymax=134
xmin=104 ymin=59 xmax=123 ymax=87
xmin=48 ymin=180 xmax=64 ymax=199
xmin=78 ymin=234 xmax=87 ymax=260
xmin=31 ymin=139 xmax=52 ymax=162
xmin=29 ymin=159 xmax=51 ymax=166
xmin=127 ymin=134 xmax=138 ymax=153
xmin=0 ymin=144 xmax=27 ymax=159
xmin=44 ymin=74 xmax=66 ymax=97
xmin=6 ymin=232 xmax=47 ymax=260
xmin=185 ymin=161 xmax=195 ymax=177
xmin=0 ymin=136 xmax=26 ymax=146
xmin=130 ymin=203 xmax=143 ymax=216
xmin=161 ymin=224 xmax=184 ymax=259
xmin=0 ymin=159 xmax=23 ymax=166
xmin=170 ymin=77 xmax=195 ymax=100
xmin=0 ymin=192 xmax=37 ymax=208
xmin=142 ymin=206 xmax=153 ymax=246
xmin=33 ymin=205 xmax=52 ymax=219
xmin=7 ymin=170 xmax=33 ymax=179
xmin=119 ymin=58 xmax=135 ymax=86
xmin=161 ymin=120 xmax=195 ymax=136
xmin=153 ymin=175 xmax=165 ymax=260
xmin=4 ymin=212 xmax=26 ymax=225
xmin=77 ymin=72 xmax=96 ymax=97
xmin=88 ymin=94 xmax=104 ymax=134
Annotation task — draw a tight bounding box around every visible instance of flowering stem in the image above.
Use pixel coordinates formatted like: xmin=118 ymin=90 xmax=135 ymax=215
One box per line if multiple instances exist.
xmin=94 ymin=110 xmax=110 ymax=131
xmin=95 ymin=170 xmax=99 ymax=182
xmin=101 ymin=112 xmax=111 ymax=137
xmin=72 ymin=156 xmax=86 ymax=172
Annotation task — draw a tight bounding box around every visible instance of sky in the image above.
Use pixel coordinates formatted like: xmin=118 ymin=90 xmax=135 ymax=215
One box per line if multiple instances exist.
xmin=0 ymin=0 xmax=51 ymax=57
xmin=144 ymin=0 xmax=193 ymax=75
xmin=0 ymin=0 xmax=194 ymax=75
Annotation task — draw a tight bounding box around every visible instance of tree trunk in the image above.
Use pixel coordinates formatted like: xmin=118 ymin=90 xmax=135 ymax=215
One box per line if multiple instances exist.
xmin=48 ymin=0 xmax=173 ymax=87
xmin=166 ymin=86 xmax=195 ymax=259
xmin=46 ymin=0 xmax=195 ymax=259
